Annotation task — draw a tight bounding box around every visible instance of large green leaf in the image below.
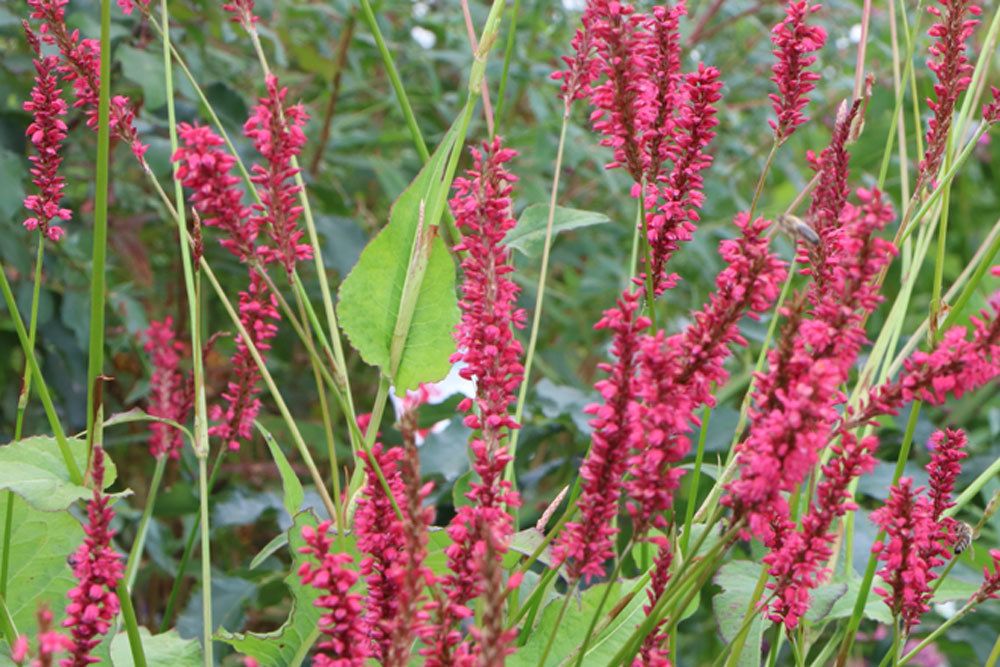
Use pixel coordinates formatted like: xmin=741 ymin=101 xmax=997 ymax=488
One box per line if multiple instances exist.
xmin=713 ymin=560 xmax=764 ymax=667
xmin=216 ymin=512 xmax=323 ymax=666
xmin=110 ymin=628 xmax=202 ymax=666
xmin=0 ymin=495 xmax=82 ymax=633
xmin=0 ymin=435 xmax=118 ymax=512
xmin=504 ymin=205 xmax=610 ymax=257
xmin=337 ymin=123 xmax=461 ymax=394
xmin=512 ymin=577 xmax=652 ymax=667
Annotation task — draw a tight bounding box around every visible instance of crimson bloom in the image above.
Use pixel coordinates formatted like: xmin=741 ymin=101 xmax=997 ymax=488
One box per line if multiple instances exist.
xmin=298 ymin=522 xmax=369 ymax=667
xmin=871 ymin=478 xmax=951 ymax=630
xmin=143 ymin=317 xmax=192 ymax=460
xmin=244 ymin=75 xmax=312 ymax=276
xmin=22 ymin=22 xmax=70 ymax=242
xmin=972 ymin=549 xmax=1000 ymax=604
xmin=769 ymin=0 xmax=826 ymax=141
xmin=920 ymin=0 xmax=981 ymax=183
xmin=62 ymin=447 xmax=123 ymax=667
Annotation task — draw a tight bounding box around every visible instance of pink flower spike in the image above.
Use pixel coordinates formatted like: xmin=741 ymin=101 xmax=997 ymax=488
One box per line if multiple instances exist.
xmin=769 ymin=0 xmax=826 ymax=141
xmin=223 ymin=0 xmax=260 ymax=29
xmin=22 ymin=22 xmax=71 ymax=242
xmin=870 ymin=478 xmax=950 ymax=630
xmin=972 ymin=549 xmax=1000 ymax=604
xmin=173 ymin=123 xmax=255 ymax=261
xmin=208 ymin=271 xmax=280 ymax=451
xmin=983 ymin=86 xmax=1000 ymax=125
xmin=62 ymin=447 xmax=124 ymax=667
xmin=920 ymin=0 xmax=981 ymax=182
xmin=244 ymin=74 xmax=312 ymax=276
xmin=925 ymin=429 xmax=967 ymax=527
xmin=355 ymin=445 xmax=407 ymax=660
xmin=298 ymin=522 xmax=369 ymax=666
xmin=553 ymin=289 xmax=649 ymax=582
xmin=143 ymin=317 xmax=192 ymax=460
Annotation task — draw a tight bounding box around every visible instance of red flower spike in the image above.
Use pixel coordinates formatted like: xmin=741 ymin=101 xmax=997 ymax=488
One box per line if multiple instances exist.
xmin=356 ymin=445 xmax=408 ymax=660
xmin=983 ymin=86 xmax=1000 ymax=124
xmin=222 ymin=0 xmax=259 ymax=29
xmin=173 ymin=123 xmax=256 ymax=262
xmin=920 ymin=0 xmax=981 ymax=183
xmin=26 ymin=0 xmax=146 ymax=160
xmin=298 ymin=522 xmax=369 ymax=666
xmin=11 ymin=606 xmax=73 ymax=667
xmin=62 ymin=447 xmax=124 ymax=667
xmin=22 ymin=22 xmax=70 ymax=242
xmin=972 ymin=550 xmax=1000 ymax=604
xmin=769 ymin=0 xmax=826 ymax=141
xmin=870 ymin=478 xmax=951 ymax=630
xmin=628 ymin=215 xmax=786 ymax=537
xmin=926 ymin=429 xmax=967 ymax=533
xmin=143 ymin=317 xmax=192 ymax=460
xmin=208 ymin=271 xmax=280 ymax=451
xmin=645 ymin=63 xmax=723 ymax=296
xmin=634 ymin=537 xmax=673 ymax=667
xmin=553 ymin=290 xmax=649 ymax=583
xmin=244 ymin=75 xmax=312 ymax=276
xmin=725 ymin=189 xmax=896 ymax=541
xmin=764 ymin=429 xmax=878 ymax=628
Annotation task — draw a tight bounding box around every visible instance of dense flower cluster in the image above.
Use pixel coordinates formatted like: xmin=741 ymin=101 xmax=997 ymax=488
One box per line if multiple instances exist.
xmin=63 ymin=447 xmax=123 ymax=667
xmin=645 ymin=64 xmax=722 ymax=295
xmin=856 ymin=302 xmax=1000 ymax=425
xmin=423 ymin=139 xmax=525 ymax=665
xmin=726 ymin=189 xmax=896 ymax=540
xmin=627 ymin=215 xmax=787 ymax=536
xmin=10 ymin=607 xmax=73 ymax=667
xmin=926 ymin=429 xmax=968 ymax=537
xmin=26 ymin=0 xmax=145 ymax=160
xmin=143 ymin=318 xmax=192 ymax=460
xmin=355 ymin=445 xmax=407 ymax=660
xmin=244 ymin=75 xmax=312 ymax=276
xmin=765 ymin=429 xmax=878 ymax=627
xmin=173 ymin=123 xmax=256 ymax=261
xmin=553 ymin=290 xmax=648 ymax=582
xmin=871 ymin=478 xmax=952 ymax=630
xmin=920 ymin=0 xmax=981 ymax=182
xmin=208 ymin=272 xmax=280 ymax=451
xmin=298 ymin=522 xmax=369 ymax=666
xmin=805 ymin=99 xmax=861 ymax=241
xmin=22 ymin=23 xmax=70 ymax=242
xmin=769 ymin=0 xmax=826 ymax=140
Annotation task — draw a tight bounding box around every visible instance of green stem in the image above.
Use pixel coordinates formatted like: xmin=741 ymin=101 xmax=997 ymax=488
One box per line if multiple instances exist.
xmin=835 ymin=404 xmax=921 ymax=665
xmin=117 ymin=581 xmax=148 ymax=667
xmin=87 ymin=0 xmax=113 ymax=460
xmin=198 ymin=456 xmax=213 ymax=667
xmin=896 ymin=599 xmax=977 ymax=666
xmin=506 ymin=109 xmax=571 ymax=500
xmin=124 ymin=454 xmax=167 ymax=591
xmin=1 ymin=239 xmax=45 ymax=598
xmin=748 ymin=140 xmax=779 ymax=221
xmin=159 ymin=448 xmax=225 ymax=633
xmin=0 ymin=260 xmax=82 ymax=483
xmin=681 ymin=403 xmax=712 ymax=555
xmin=0 ymin=591 xmax=16 ymax=647
xmin=494 ymin=0 xmax=521 ymax=128
xmin=571 ymin=543 xmax=633 ymax=667
xmin=721 ymin=569 xmax=769 ymax=667
xmin=535 ymin=581 xmax=577 ymax=667
xmin=986 ymin=632 xmax=1000 ymax=667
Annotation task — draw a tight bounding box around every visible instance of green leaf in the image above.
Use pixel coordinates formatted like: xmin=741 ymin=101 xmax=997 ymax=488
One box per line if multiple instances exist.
xmin=216 ymin=512 xmax=323 ymax=666
xmin=509 ymin=528 xmax=557 ymax=570
xmin=337 ymin=124 xmax=461 ymax=394
xmin=713 ymin=560 xmax=764 ymax=667
xmin=0 ymin=435 xmax=118 ymax=512
xmin=504 ymin=205 xmax=610 ymax=257
xmin=118 ymin=46 xmax=167 ymax=110
xmin=0 ymin=494 xmax=82 ymax=632
xmin=110 ymin=628 xmax=202 ymax=666
xmin=511 ymin=578 xmax=652 ymax=667
xmin=256 ymin=421 xmax=305 ymax=516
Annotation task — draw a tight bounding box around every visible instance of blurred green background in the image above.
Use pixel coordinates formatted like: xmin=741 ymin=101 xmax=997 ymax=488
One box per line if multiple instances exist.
xmin=1 ymin=0 xmax=998 ymax=662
